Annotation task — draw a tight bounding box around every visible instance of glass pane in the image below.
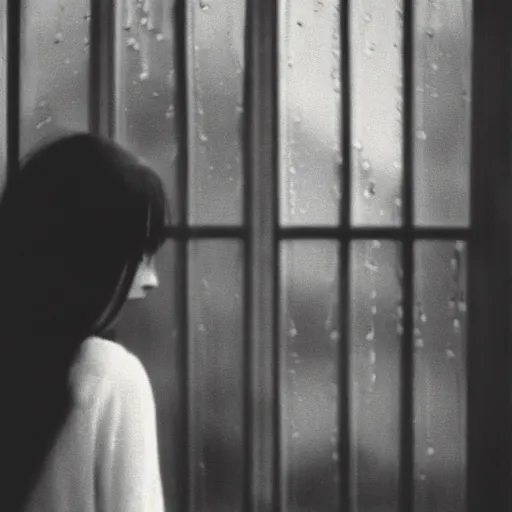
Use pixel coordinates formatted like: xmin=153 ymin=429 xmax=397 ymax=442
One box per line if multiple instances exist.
xmin=0 ymin=0 xmax=6 ymax=191
xmin=116 ymin=0 xmax=180 ymax=225
xmin=280 ymin=241 xmax=340 ymax=511
xmin=279 ymin=0 xmax=342 ymax=226
xmin=114 ymin=242 xmax=181 ymax=512
xmin=351 ymin=1 xmax=403 ymax=226
xmin=189 ymin=1 xmax=245 ymax=225
xmin=350 ymin=241 xmax=402 ymax=511
xmin=414 ymin=241 xmax=467 ymax=512
xmin=188 ymin=240 xmax=244 ymax=511
xmin=20 ymin=0 xmax=90 ymax=156
xmin=414 ymin=0 xmax=472 ymax=226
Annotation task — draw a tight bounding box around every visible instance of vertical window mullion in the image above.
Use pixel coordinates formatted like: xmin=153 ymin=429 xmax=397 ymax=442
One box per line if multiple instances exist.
xmin=6 ymin=0 xmax=21 ymax=181
xmin=245 ymin=0 xmax=280 ymax=510
xmin=174 ymin=1 xmax=192 ymax=511
xmin=467 ymin=1 xmax=512 ymax=510
xmin=89 ymin=0 xmax=115 ymax=138
xmin=400 ymin=1 xmax=415 ymax=512
xmin=339 ymin=0 xmax=352 ymax=511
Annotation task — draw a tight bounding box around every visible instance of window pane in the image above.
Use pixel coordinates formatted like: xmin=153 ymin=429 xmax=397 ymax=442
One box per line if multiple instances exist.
xmin=351 ymin=2 xmax=403 ymax=226
xmin=414 ymin=241 xmax=467 ymax=512
xmin=189 ymin=1 xmax=245 ymax=225
xmin=20 ymin=0 xmax=90 ymax=156
xmin=279 ymin=0 xmax=342 ymax=226
xmin=280 ymin=240 xmax=341 ymax=511
xmin=114 ymin=242 xmax=181 ymax=511
xmin=0 ymin=0 xmax=6 ymax=191
xmin=188 ymin=240 xmax=244 ymax=511
xmin=414 ymin=0 xmax=472 ymax=226
xmin=350 ymin=240 xmax=402 ymax=511
xmin=116 ymin=0 xmax=180 ymax=225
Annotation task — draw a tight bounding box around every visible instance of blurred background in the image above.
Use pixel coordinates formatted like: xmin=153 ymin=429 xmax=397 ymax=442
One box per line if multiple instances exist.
xmin=0 ymin=0 xmax=473 ymax=510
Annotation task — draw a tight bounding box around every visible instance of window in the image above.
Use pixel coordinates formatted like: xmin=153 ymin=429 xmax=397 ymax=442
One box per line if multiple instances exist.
xmin=2 ymin=1 xmax=510 ymax=511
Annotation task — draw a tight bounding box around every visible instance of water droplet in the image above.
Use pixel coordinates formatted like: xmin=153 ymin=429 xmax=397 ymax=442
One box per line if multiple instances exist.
xmin=199 ymin=0 xmax=210 ymax=11
xmin=84 ymin=37 xmax=90 ymax=45
xmin=425 ymin=27 xmax=435 ymax=38
xmin=365 ymin=329 xmax=375 ymax=342
xmin=396 ymin=305 xmax=404 ymax=319
xmin=430 ymin=62 xmax=439 ymax=72
xmin=329 ymin=330 xmax=339 ymax=341
xmin=365 ymin=42 xmax=377 ymax=55
xmin=454 ymin=241 xmax=465 ymax=252
xmin=416 ymin=130 xmax=427 ymax=140
xmin=152 ymin=91 xmax=160 ymax=97
xmin=288 ymin=368 xmax=296 ymax=376
xmin=139 ymin=70 xmax=149 ymax=80
xmin=332 ymin=452 xmax=339 ymax=461
xmin=369 ymin=349 xmax=376 ymax=365
xmin=64 ymin=57 xmax=71 ymax=65
xmin=426 ymin=446 xmax=435 ymax=456
xmin=419 ymin=469 xmax=427 ymax=481
xmin=420 ymin=313 xmax=427 ymax=323
xmin=36 ymin=116 xmax=53 ymax=130
xmin=361 ymin=159 xmax=371 ymax=171
xmin=290 ymin=326 xmax=298 ymax=338
xmin=415 ymin=338 xmax=424 ymax=348
xmin=199 ymin=132 xmax=208 ymax=142
xmin=457 ymin=299 xmax=467 ymax=313
xmin=352 ymin=140 xmax=363 ymax=151
xmin=198 ymin=323 xmax=206 ymax=333
xmin=448 ymin=297 xmax=456 ymax=309
xmin=364 ymin=259 xmax=378 ymax=272
xmin=397 ymin=323 xmax=404 ymax=335
xmin=371 ymin=305 xmax=378 ymax=315
xmin=450 ymin=258 xmax=458 ymax=272
xmin=430 ymin=90 xmax=439 ymax=99
xmin=446 ymin=348 xmax=456 ymax=359
xmin=453 ymin=318 xmax=461 ymax=332
xmin=363 ymin=12 xmax=372 ymax=22
xmin=370 ymin=290 xmax=377 ymax=300
xmin=126 ymin=37 xmax=140 ymax=51
xmin=363 ymin=181 xmax=376 ymax=198
xmin=292 ymin=431 xmax=300 ymax=439
xmin=235 ymin=105 xmax=244 ymax=114
xmin=297 ymin=20 xmax=304 ymax=27
xmin=371 ymin=372 xmax=377 ymax=384
xmin=141 ymin=16 xmax=148 ymax=26
xmin=54 ymin=32 xmax=64 ymax=44
xmin=289 ymin=166 xmax=297 ymax=175
xmin=156 ymin=32 xmax=164 ymax=41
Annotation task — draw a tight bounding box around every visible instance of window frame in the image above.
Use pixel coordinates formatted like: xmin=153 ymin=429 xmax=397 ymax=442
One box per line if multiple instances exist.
xmin=5 ymin=0 xmax=511 ymax=511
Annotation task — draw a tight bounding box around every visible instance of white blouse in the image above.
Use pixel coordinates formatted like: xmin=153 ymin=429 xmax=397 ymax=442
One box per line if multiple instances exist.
xmin=24 ymin=337 xmax=165 ymax=512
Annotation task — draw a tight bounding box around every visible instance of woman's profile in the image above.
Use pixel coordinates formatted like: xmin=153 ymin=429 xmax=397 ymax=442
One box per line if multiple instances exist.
xmin=0 ymin=132 xmax=169 ymax=511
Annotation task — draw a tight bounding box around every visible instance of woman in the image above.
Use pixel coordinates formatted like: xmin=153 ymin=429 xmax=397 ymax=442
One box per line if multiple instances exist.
xmin=0 ymin=132 xmax=169 ymax=511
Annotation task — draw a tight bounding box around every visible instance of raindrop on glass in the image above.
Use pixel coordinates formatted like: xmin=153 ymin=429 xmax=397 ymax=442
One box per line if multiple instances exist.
xmin=446 ymin=348 xmax=456 ymax=359
xmin=363 ymin=181 xmax=376 ymax=198
xmin=54 ymin=32 xmax=64 ymax=44
xmin=416 ymin=130 xmax=427 ymax=140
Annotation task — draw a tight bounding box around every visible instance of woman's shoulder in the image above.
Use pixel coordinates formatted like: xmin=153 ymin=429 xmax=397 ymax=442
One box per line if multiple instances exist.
xmin=70 ymin=336 xmax=152 ymax=403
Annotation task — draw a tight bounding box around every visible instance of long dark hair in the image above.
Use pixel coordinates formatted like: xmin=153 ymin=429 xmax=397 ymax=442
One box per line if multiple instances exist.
xmin=0 ymin=132 xmax=170 ymax=510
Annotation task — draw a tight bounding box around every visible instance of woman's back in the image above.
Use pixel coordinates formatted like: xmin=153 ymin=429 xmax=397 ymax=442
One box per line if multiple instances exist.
xmin=24 ymin=337 xmax=164 ymax=512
